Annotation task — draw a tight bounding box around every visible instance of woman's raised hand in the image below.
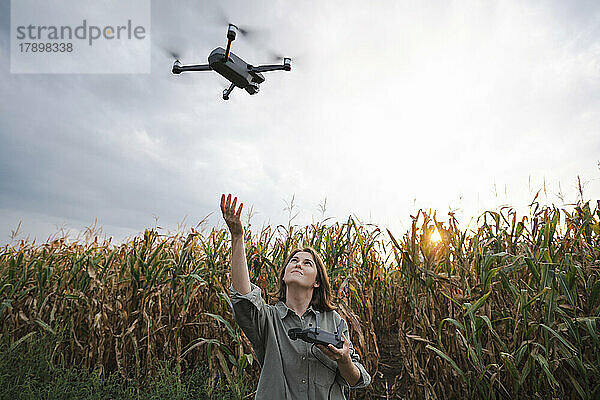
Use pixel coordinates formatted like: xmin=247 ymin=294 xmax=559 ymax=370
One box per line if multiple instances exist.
xmin=220 ymin=193 xmax=244 ymax=237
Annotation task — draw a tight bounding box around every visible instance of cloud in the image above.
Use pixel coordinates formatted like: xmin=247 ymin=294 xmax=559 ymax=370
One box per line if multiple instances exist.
xmin=1 ymin=0 xmax=599 ymax=245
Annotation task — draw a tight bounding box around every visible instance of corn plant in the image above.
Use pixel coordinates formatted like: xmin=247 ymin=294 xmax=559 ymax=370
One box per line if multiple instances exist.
xmin=0 ymin=199 xmax=598 ymax=399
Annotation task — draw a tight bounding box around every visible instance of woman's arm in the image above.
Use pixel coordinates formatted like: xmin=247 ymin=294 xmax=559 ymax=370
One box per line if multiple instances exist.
xmin=337 ymin=343 xmax=362 ymax=386
xmin=221 ymin=193 xmax=251 ymax=294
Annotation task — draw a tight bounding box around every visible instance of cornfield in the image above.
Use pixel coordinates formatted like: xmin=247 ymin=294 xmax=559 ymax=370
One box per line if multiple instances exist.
xmin=1 ymin=199 xmax=599 ymax=399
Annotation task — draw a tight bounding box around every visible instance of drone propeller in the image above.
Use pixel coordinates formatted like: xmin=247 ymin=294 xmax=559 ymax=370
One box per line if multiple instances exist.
xmin=226 ymin=23 xmax=266 ymax=46
xmin=267 ymin=50 xmax=285 ymax=62
xmin=163 ymin=47 xmax=182 ymax=60
xmin=231 ymin=24 xmax=250 ymax=37
xmin=214 ymin=6 xmax=265 ymax=43
xmin=158 ymin=35 xmax=190 ymax=61
xmin=267 ymin=50 xmax=303 ymax=68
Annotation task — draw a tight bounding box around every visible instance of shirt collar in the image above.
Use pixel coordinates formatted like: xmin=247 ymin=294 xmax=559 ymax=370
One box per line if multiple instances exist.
xmin=275 ymin=301 xmax=318 ymax=319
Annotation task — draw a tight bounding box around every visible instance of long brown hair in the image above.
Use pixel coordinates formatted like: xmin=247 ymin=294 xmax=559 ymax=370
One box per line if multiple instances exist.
xmin=275 ymin=247 xmax=336 ymax=312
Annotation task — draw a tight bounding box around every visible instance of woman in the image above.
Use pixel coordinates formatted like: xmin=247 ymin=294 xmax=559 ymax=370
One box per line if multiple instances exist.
xmin=221 ymin=193 xmax=371 ymax=399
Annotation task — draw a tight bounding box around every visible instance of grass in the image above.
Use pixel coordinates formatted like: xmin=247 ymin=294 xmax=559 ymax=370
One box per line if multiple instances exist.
xmin=0 ymin=197 xmax=599 ymax=399
xmin=0 ymin=333 xmax=239 ymax=400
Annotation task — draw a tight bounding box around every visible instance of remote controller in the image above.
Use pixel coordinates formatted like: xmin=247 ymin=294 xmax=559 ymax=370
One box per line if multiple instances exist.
xmin=288 ymin=311 xmax=347 ymax=349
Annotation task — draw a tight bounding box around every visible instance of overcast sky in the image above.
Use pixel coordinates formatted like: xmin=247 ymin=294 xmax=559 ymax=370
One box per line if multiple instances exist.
xmin=1 ymin=0 xmax=599 ymax=246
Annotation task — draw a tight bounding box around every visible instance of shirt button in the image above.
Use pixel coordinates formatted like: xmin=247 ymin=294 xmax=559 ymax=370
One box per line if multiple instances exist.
xmin=302 ymin=379 xmax=306 ymax=384
xmin=302 ymin=356 xmax=306 ymax=360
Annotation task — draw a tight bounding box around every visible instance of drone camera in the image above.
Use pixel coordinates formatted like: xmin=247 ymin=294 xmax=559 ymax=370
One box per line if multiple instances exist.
xmin=246 ymin=82 xmax=260 ymax=95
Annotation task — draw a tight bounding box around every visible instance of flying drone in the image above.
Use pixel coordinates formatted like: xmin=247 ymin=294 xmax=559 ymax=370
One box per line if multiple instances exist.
xmin=171 ymin=24 xmax=291 ymax=100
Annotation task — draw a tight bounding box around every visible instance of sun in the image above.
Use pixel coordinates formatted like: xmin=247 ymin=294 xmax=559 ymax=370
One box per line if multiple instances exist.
xmin=431 ymin=226 xmax=442 ymax=243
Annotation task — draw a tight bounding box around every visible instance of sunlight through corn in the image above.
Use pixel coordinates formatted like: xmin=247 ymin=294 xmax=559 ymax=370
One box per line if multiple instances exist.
xmin=430 ymin=226 xmax=442 ymax=243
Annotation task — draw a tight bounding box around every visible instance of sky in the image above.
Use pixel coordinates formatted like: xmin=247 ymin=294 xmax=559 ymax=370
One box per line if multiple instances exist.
xmin=1 ymin=0 xmax=599 ymax=246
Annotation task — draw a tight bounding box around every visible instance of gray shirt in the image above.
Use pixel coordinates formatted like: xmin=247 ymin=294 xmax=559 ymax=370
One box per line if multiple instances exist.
xmin=230 ymin=283 xmax=371 ymax=400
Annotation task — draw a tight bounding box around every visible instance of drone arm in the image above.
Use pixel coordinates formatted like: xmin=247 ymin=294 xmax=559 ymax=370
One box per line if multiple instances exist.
xmin=249 ymin=63 xmax=291 ymax=73
xmin=181 ymin=64 xmax=212 ymax=71
xmin=172 ymin=61 xmax=211 ymax=74
xmin=224 ymin=24 xmax=237 ymax=61
xmin=224 ymin=41 xmax=233 ymax=61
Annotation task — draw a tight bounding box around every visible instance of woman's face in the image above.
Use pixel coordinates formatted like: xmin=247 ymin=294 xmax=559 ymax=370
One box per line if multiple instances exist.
xmin=283 ymin=251 xmax=320 ymax=290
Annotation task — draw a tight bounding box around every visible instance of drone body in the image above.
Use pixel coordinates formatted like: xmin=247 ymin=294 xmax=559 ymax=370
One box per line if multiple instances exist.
xmin=171 ymin=25 xmax=291 ymax=100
